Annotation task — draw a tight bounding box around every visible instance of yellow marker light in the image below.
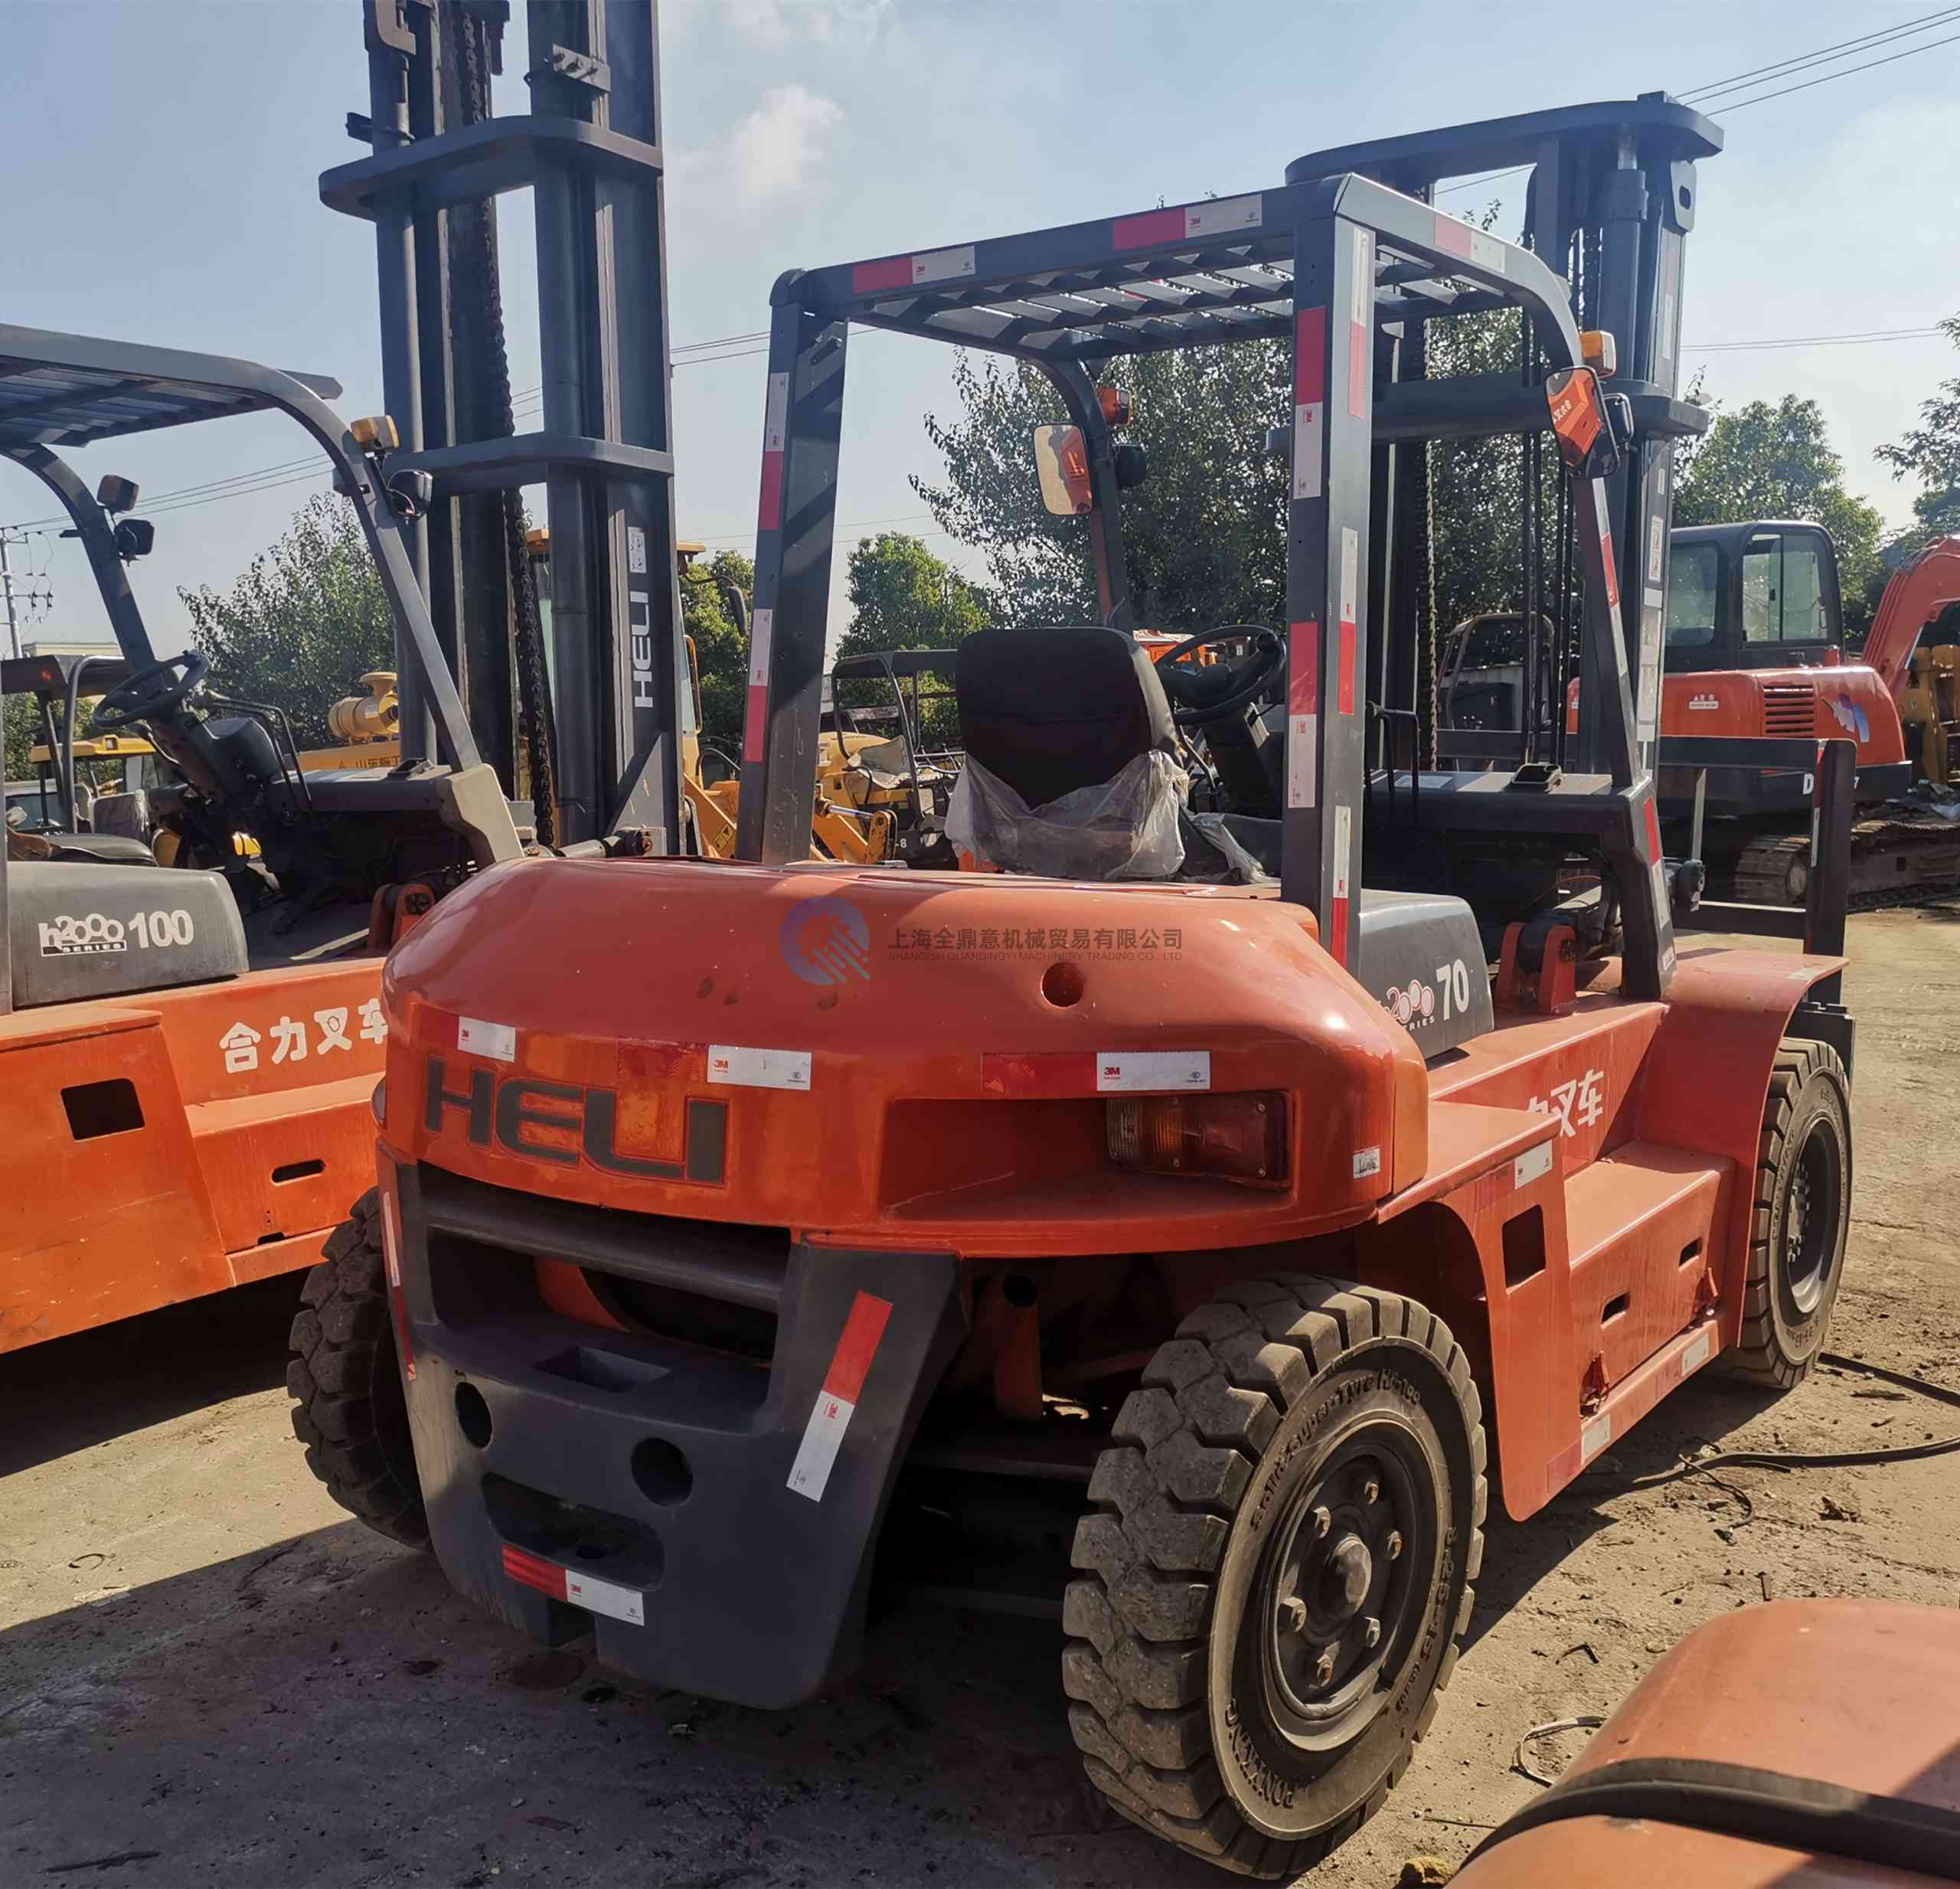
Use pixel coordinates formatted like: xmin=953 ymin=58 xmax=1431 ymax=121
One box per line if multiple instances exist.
xmin=1579 ymin=330 xmax=1618 ymax=377
xmin=350 ymin=414 xmax=400 ymax=453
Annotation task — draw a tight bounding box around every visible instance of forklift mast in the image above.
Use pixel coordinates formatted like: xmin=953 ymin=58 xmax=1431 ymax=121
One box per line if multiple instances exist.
xmin=1287 ymin=96 xmax=1721 ymax=782
xmin=323 ymin=0 xmax=688 ymax=851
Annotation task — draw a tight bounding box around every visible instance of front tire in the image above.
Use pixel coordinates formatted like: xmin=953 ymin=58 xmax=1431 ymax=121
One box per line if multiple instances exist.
xmin=1063 ymin=1278 xmax=1485 ymax=1879
xmin=287 ymin=1189 xmax=428 ymax=1549
xmin=1726 ymin=1038 xmax=1852 ymax=1387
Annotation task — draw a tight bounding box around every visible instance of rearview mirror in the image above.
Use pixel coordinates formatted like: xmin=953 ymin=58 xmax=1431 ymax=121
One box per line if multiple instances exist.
xmin=1032 ymin=423 xmax=1093 ymax=518
xmin=113 ymin=518 xmax=155 ymax=560
xmin=1544 ymin=365 xmax=1621 ymax=480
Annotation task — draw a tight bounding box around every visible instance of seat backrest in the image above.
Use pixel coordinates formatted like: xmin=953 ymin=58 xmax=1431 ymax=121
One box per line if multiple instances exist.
xmin=954 ymin=626 xmax=1177 ymax=809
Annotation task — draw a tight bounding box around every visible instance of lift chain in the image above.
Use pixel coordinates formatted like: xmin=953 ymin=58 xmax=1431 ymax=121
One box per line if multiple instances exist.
xmin=454 ymin=0 xmax=558 ymax=847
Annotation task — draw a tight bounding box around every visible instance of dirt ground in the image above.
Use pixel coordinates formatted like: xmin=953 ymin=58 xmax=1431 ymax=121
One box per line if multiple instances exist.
xmin=4 ymin=909 xmax=1958 ymax=1889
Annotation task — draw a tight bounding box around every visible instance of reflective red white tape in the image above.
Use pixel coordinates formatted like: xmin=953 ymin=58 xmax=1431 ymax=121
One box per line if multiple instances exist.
xmin=1348 ymin=229 xmax=1372 ymax=421
xmin=786 ymin=1292 xmax=892 ymax=1502
xmin=742 ymin=606 xmax=773 ymax=764
xmin=1337 ymin=528 xmax=1359 ymax=717
xmin=501 ymin=1544 xmax=645 ymax=1626
xmin=851 ymin=244 xmax=976 ymax=293
xmin=1330 ymin=802 xmax=1353 ymax=968
xmin=1287 ymin=619 xmax=1319 ymax=810
xmin=1111 ymin=193 xmax=1263 ymax=251
xmin=1292 ymin=305 xmax=1326 ymax=503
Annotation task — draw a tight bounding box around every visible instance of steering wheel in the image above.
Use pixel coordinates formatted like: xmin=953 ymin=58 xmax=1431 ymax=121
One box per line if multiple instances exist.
xmin=91 ymin=651 xmax=211 ymax=731
xmin=1155 ymin=624 xmax=1287 ymax=727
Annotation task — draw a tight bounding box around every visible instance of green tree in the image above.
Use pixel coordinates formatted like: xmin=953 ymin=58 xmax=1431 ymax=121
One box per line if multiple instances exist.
xmin=1876 ymin=312 xmax=1960 ymax=551
xmin=1674 ymin=395 xmax=1884 ymax=636
xmin=681 ymin=548 xmax=752 ymax=757
xmin=836 ymin=531 xmax=990 ymax=657
xmin=179 ymin=493 xmax=394 ymax=744
xmin=5 ymin=693 xmax=42 ymax=783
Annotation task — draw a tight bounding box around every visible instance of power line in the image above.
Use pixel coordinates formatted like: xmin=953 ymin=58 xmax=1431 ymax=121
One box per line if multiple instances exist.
xmin=1681 ymin=7 xmax=1960 ymax=103
xmin=1685 ymin=325 xmax=1949 ymax=353
xmin=1436 ymin=12 xmax=1960 ymax=198
xmin=1717 ymin=30 xmax=1960 ymax=110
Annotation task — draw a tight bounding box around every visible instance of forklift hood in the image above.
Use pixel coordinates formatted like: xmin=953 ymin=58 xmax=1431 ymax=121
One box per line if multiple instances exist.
xmin=379 ymin=854 xmax=1429 ymax=1254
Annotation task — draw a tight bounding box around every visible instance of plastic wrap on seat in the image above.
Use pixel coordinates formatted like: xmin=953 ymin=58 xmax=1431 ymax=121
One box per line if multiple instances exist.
xmin=946 ymin=750 xmax=1185 ymax=880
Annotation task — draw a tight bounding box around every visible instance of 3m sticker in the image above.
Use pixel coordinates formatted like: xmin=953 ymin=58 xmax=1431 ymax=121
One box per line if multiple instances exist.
xmin=788 ymin=1292 xmax=893 ymax=1502
xmin=627 ymin=526 xmax=648 ymax=576
xmin=1288 ymin=619 xmax=1318 ymax=810
xmin=1184 ymin=194 xmax=1263 ymax=239
xmin=763 ymin=372 xmax=789 ymax=453
xmin=457 ymin=1016 xmax=517 ymax=1064
xmin=1338 ymin=528 xmax=1359 ymax=714
xmin=1293 ymin=304 xmax=1326 ymax=502
xmin=1096 ymin=1051 xmax=1210 ymax=1093
xmin=1330 ymin=802 xmax=1353 ymax=967
xmin=501 ymin=1544 xmax=645 ymax=1626
xmin=1348 ymin=228 xmax=1372 ymax=417
xmin=1292 ymin=400 xmax=1324 ymax=501
xmin=911 ymin=243 xmax=975 ymax=284
xmin=1432 ymin=214 xmax=1507 ymax=276
xmin=707 ymin=1044 xmax=812 ymax=1091
xmin=1579 ymin=1411 xmax=1613 ymax=1463
xmin=1681 ymin=1329 xmax=1712 ymax=1374
xmin=1513 ymin=1140 xmax=1554 ymax=1189
xmin=743 ymin=606 xmax=775 ymax=764
xmin=1353 ymin=1146 xmax=1382 ymax=1180
xmin=1114 ymin=196 xmax=1263 ymax=249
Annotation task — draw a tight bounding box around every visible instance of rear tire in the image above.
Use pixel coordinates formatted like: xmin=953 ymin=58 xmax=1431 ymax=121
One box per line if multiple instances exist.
xmin=1726 ymin=1038 xmax=1852 ymax=1388
xmin=1063 ymin=1277 xmax=1485 ymax=1879
xmin=287 ymin=1189 xmax=428 ymax=1549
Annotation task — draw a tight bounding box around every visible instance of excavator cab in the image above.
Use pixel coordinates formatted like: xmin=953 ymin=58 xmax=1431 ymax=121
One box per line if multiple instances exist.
xmin=1665 ymin=521 xmax=1844 ymax=671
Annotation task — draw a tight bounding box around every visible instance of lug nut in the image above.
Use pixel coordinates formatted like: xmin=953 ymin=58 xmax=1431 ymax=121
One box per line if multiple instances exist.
xmin=1360 ymin=1477 xmax=1380 ymax=1505
xmin=1362 ymin=1616 xmax=1381 ymax=1649
xmin=1310 ymin=1505 xmax=1331 ymax=1539
xmin=1384 ymin=1530 xmax=1404 ymax=1561
xmin=1314 ymin=1649 xmax=1335 ymax=1687
xmin=1279 ymin=1596 xmax=1307 ymax=1633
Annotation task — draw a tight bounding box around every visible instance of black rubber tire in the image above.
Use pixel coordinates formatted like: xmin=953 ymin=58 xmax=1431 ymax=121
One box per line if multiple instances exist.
xmin=286 ymin=1189 xmax=429 ymax=1549
xmin=1063 ymin=1277 xmax=1485 ymax=1879
xmin=1725 ymin=1038 xmax=1853 ymax=1389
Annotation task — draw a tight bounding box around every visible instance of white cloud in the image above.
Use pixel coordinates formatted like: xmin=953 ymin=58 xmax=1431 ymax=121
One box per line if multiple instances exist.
xmin=716 ymin=0 xmax=893 ymax=47
xmin=725 ymin=83 xmax=844 ymax=208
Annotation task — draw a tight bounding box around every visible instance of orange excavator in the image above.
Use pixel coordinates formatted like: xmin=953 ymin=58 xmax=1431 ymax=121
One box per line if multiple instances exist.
xmin=1651 ymin=525 xmax=1960 ymax=905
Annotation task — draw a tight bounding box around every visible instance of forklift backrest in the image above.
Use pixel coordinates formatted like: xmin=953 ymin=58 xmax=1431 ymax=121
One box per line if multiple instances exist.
xmin=954 ymin=626 xmax=1177 ymax=809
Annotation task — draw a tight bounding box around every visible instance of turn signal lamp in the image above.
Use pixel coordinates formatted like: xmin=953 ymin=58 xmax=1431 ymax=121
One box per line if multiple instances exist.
xmin=1579 ymin=330 xmax=1618 ymax=377
xmin=1108 ymin=1092 xmax=1287 ymax=1185
xmin=351 ymin=414 xmax=400 ymax=453
xmin=1098 ymin=385 xmax=1132 ymax=429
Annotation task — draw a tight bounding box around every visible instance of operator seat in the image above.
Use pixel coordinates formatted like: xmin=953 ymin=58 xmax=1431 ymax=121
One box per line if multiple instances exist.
xmin=955 ymin=624 xmax=1178 ymax=806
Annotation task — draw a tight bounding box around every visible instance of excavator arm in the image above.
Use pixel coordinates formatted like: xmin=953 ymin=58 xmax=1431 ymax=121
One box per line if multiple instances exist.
xmin=1864 ymin=536 xmax=1960 ymax=697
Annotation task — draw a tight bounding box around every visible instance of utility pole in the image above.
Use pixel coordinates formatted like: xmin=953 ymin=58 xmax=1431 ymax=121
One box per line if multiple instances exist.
xmin=0 ymin=530 xmax=20 ymax=659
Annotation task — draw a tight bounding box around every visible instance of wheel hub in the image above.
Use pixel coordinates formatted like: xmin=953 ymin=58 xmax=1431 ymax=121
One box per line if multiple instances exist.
xmin=1259 ymin=1439 xmax=1430 ymax=1753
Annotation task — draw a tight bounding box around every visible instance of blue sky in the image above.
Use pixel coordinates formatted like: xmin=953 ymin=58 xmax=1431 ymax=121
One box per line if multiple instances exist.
xmin=3 ymin=0 xmax=1957 ymax=657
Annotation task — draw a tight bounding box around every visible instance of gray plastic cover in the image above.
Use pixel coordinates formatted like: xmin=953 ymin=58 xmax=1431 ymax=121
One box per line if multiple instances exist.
xmin=944 ymin=750 xmax=1185 ymax=880
xmin=7 ymin=860 xmax=248 ymax=1009
xmin=1354 ymin=888 xmax=1494 ymax=1057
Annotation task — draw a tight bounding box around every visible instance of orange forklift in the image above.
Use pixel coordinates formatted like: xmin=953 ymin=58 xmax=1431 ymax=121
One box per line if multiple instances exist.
xmin=0 ymin=329 xmax=520 ymax=1352
xmin=298 ymin=95 xmax=1862 ymax=1878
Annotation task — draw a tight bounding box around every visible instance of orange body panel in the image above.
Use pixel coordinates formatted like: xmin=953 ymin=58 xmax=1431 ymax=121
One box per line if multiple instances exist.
xmin=1454 ymin=1601 xmax=1960 ymax=1887
xmin=1661 ymin=660 xmax=1906 ymax=766
xmin=1 ymin=959 xmax=386 ymax=1351
xmin=379 ymin=855 xmax=1842 ymax=1522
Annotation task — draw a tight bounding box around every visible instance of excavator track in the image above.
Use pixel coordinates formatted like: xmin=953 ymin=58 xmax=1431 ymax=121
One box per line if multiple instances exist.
xmin=1718 ymin=810 xmax=1960 ymax=911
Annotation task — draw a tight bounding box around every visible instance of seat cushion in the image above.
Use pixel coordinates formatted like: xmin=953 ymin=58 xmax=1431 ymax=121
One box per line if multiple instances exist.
xmin=955 ymin=626 xmax=1177 ymax=810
